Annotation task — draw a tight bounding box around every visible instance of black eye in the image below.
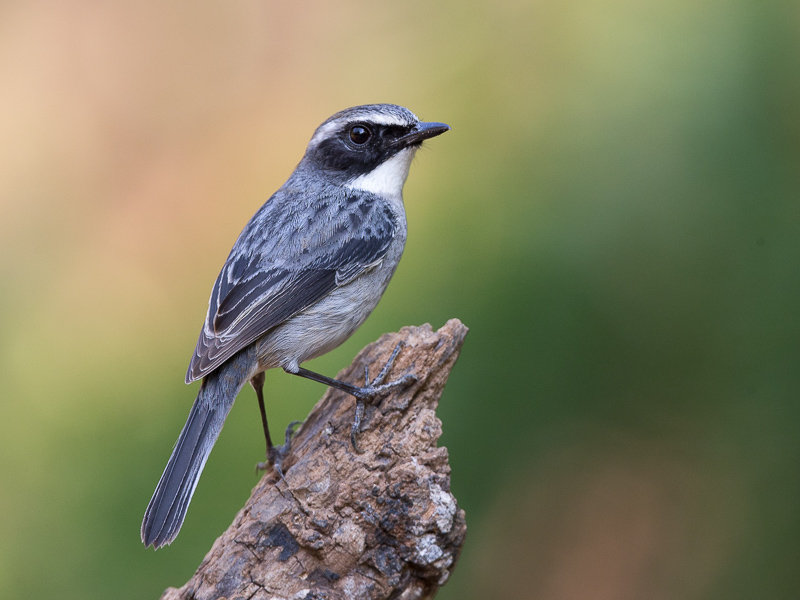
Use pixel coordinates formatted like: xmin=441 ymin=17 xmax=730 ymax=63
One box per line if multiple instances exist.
xmin=349 ymin=125 xmax=371 ymax=145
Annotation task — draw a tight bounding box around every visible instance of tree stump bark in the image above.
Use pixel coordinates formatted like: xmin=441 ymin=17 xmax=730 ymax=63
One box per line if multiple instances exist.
xmin=160 ymin=319 xmax=468 ymax=600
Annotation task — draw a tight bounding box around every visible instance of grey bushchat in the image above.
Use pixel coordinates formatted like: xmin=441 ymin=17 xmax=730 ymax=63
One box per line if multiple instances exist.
xmin=141 ymin=104 xmax=449 ymax=548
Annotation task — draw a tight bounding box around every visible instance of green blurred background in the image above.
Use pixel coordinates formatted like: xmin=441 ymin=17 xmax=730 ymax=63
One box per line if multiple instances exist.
xmin=1 ymin=0 xmax=798 ymax=598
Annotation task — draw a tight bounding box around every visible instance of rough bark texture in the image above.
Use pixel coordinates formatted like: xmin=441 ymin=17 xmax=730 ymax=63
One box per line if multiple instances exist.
xmin=161 ymin=319 xmax=468 ymax=600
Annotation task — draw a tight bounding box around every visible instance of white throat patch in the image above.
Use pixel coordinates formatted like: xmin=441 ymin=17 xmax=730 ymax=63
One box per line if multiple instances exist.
xmin=346 ymin=147 xmax=417 ymax=198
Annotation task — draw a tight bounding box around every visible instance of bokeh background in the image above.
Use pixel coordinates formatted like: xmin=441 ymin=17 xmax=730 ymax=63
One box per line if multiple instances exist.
xmin=1 ymin=1 xmax=799 ymax=598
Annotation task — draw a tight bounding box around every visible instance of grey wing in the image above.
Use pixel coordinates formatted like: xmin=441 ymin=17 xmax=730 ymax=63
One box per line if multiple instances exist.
xmin=185 ymin=194 xmax=397 ymax=383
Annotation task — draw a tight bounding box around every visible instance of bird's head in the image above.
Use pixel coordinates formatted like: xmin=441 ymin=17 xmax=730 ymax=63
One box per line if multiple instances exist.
xmin=300 ymin=104 xmax=450 ymax=197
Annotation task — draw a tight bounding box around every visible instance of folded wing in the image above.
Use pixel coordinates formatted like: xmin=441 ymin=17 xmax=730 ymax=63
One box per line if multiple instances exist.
xmin=185 ymin=190 xmax=397 ymax=383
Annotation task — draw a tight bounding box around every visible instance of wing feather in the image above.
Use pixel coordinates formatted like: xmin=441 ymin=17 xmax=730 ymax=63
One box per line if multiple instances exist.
xmin=185 ymin=190 xmax=397 ymax=383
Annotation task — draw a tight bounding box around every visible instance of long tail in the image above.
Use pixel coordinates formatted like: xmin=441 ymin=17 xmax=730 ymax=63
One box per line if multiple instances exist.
xmin=141 ymin=347 xmax=256 ymax=549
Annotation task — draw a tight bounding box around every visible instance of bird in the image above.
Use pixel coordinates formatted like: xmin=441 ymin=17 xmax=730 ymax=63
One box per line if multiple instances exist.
xmin=140 ymin=104 xmax=449 ymax=549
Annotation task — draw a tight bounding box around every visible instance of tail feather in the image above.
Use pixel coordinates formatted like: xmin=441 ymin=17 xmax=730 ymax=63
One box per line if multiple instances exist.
xmin=140 ymin=394 xmax=223 ymax=548
xmin=141 ymin=347 xmax=255 ymax=549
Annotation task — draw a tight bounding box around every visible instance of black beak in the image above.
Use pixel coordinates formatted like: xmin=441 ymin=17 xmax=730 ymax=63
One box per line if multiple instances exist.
xmin=393 ymin=121 xmax=451 ymax=147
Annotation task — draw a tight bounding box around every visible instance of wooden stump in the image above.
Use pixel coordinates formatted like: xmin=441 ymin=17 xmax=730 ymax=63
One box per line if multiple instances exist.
xmin=161 ymin=319 xmax=468 ymax=600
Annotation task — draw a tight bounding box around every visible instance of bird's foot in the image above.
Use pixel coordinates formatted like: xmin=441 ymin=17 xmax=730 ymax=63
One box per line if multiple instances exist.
xmin=256 ymin=420 xmax=303 ymax=478
xmin=352 ymin=341 xmax=416 ymax=400
xmin=350 ymin=342 xmax=416 ymax=453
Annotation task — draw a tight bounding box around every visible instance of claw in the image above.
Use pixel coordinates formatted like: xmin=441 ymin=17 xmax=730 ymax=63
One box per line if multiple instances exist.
xmin=256 ymin=420 xmax=304 ymax=479
xmin=350 ymin=400 xmax=365 ymax=454
xmin=348 ymin=342 xmax=415 ymax=452
xmin=369 ymin=341 xmax=405 ymax=387
xmin=284 ymin=420 xmax=303 ymax=443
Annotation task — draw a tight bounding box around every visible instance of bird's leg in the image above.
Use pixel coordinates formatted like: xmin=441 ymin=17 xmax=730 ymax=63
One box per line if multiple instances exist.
xmin=287 ymin=342 xmax=415 ymax=453
xmin=250 ymin=372 xmax=273 ymax=455
xmin=292 ymin=342 xmax=413 ymax=399
xmin=251 ymin=372 xmax=302 ymax=477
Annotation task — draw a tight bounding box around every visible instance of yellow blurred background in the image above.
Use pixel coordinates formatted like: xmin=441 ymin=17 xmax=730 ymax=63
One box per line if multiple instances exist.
xmin=1 ymin=1 xmax=798 ymax=598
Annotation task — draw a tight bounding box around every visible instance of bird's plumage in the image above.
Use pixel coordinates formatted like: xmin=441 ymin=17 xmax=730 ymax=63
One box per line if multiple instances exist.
xmin=142 ymin=104 xmax=448 ymax=549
